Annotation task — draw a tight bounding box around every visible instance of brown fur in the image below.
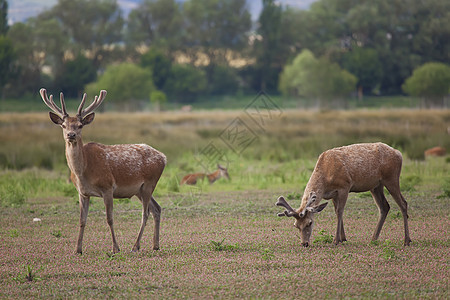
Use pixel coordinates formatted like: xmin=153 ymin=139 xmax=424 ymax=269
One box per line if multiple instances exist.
xmin=424 ymin=146 xmax=446 ymax=157
xmin=277 ymin=142 xmax=411 ymax=247
xmin=180 ymin=164 xmax=229 ymax=185
xmin=41 ymin=89 xmax=166 ymax=254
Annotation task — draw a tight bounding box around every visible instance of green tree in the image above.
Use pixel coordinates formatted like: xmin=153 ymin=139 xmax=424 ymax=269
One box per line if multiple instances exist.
xmin=279 ymin=50 xmax=357 ymax=107
xmin=402 ymin=62 xmax=450 ymax=107
xmin=208 ymin=64 xmax=239 ymax=95
xmin=58 ymin=55 xmax=97 ymax=98
xmin=30 ymin=17 xmax=69 ymax=84
xmin=126 ymin=0 xmax=183 ymax=56
xmin=44 ymin=0 xmax=124 ymax=68
xmin=0 ymin=35 xmax=15 ymax=96
xmin=164 ymin=64 xmax=207 ymax=102
xmin=253 ymin=0 xmax=282 ymax=92
xmin=150 ymin=90 xmax=167 ymax=111
xmin=141 ymin=48 xmax=172 ymax=90
xmin=5 ymin=23 xmax=42 ymax=97
xmin=341 ymin=47 xmax=383 ymax=99
xmin=183 ymin=0 xmax=251 ymax=67
xmin=0 ymin=0 xmax=8 ymax=35
xmin=85 ymin=63 xmax=155 ymax=103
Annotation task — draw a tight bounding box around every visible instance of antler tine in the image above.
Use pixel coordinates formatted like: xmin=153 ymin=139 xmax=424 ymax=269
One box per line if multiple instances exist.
xmin=276 ymin=196 xmax=300 ymax=219
xmin=299 ymin=193 xmax=317 ymax=217
xmin=59 ymin=92 xmax=68 ymax=117
xmin=40 ymin=88 xmax=64 ymax=117
xmin=78 ymin=90 xmax=107 ymax=118
xmin=77 ymin=93 xmax=87 ymax=117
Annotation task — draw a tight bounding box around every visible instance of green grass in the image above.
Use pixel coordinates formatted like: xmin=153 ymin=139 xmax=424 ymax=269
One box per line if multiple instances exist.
xmin=0 ymin=109 xmax=449 ymax=298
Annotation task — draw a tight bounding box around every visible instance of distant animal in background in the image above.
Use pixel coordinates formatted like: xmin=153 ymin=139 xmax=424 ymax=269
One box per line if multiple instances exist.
xmin=181 ymin=164 xmax=230 ymax=185
xmin=424 ymin=146 xmax=446 ymax=157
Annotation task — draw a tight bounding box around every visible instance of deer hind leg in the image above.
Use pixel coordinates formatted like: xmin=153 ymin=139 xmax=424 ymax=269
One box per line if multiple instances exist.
xmin=384 ymin=179 xmax=411 ymax=246
xmin=76 ymin=194 xmax=90 ymax=254
xmin=103 ymin=191 xmax=120 ymax=253
xmin=371 ymin=184 xmax=390 ymax=242
xmin=132 ymin=184 xmax=161 ymax=251
xmin=332 ymin=191 xmax=349 ymax=244
xmin=149 ymin=196 xmax=161 ymax=250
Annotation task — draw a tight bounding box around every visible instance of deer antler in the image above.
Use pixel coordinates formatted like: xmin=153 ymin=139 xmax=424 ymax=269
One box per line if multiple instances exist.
xmin=40 ymin=88 xmax=68 ymax=118
xmin=77 ymin=90 xmax=107 ymax=119
xmin=276 ymin=196 xmax=300 ymax=219
xmin=299 ymin=192 xmax=317 ymax=217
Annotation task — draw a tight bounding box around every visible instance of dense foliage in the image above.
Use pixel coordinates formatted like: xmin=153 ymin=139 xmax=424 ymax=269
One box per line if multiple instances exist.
xmin=1 ymin=0 xmax=449 ymax=106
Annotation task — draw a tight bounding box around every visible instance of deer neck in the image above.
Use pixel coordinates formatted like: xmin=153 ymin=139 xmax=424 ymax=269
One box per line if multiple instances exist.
xmin=65 ymin=138 xmax=86 ymax=177
xmin=207 ymin=170 xmax=220 ymax=183
xmin=299 ymin=177 xmax=324 ymax=212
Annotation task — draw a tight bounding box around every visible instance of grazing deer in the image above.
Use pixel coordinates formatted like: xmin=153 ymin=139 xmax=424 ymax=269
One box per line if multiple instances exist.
xmin=276 ymin=143 xmax=411 ymax=247
xmin=40 ymin=88 xmax=166 ymax=254
xmin=180 ymin=164 xmax=230 ymax=185
xmin=424 ymin=146 xmax=446 ymax=157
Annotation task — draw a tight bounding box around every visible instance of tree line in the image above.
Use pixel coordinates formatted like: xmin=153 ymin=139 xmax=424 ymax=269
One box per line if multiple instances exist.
xmin=0 ymin=0 xmax=449 ymax=107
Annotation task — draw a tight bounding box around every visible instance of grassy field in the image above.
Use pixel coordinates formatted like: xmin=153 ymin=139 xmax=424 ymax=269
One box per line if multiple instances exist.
xmin=0 ymin=108 xmax=449 ymax=298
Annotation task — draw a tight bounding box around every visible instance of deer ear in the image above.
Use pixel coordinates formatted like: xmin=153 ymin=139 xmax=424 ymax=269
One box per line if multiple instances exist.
xmin=49 ymin=112 xmax=63 ymax=125
xmin=307 ymin=202 xmax=328 ymax=214
xmin=82 ymin=112 xmax=95 ymax=126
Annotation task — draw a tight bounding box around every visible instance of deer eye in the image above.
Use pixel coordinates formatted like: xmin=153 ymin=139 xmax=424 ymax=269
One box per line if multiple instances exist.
xmin=61 ymin=124 xmax=66 ymax=129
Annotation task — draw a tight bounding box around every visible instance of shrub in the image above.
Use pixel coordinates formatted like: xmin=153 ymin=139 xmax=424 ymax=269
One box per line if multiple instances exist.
xmin=313 ymin=229 xmax=334 ymax=244
xmin=0 ymin=179 xmax=26 ymax=207
xmin=402 ymin=62 xmax=450 ymax=107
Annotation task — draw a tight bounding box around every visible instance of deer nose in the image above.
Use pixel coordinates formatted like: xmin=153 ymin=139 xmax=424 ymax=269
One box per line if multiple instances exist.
xmin=67 ymin=132 xmax=76 ymax=139
xmin=302 ymin=242 xmax=309 ymax=247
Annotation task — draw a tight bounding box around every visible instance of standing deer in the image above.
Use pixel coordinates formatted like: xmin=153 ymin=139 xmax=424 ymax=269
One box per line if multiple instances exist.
xmin=276 ymin=143 xmax=411 ymax=247
xmin=180 ymin=164 xmax=230 ymax=185
xmin=40 ymin=88 xmax=166 ymax=254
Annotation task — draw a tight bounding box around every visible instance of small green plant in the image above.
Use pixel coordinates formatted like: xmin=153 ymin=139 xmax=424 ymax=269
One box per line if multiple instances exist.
xmin=51 ymin=230 xmax=62 ymax=238
xmin=0 ymin=180 xmax=26 ymax=207
xmin=210 ymin=239 xmax=238 ymax=252
xmin=379 ymin=240 xmax=397 ymax=260
xmin=437 ymin=177 xmax=450 ymax=199
xmin=9 ymin=229 xmax=19 ymax=237
xmin=286 ymin=192 xmax=301 ymax=200
xmin=13 ymin=265 xmax=40 ymax=282
xmin=401 ymin=175 xmax=421 ymax=192
xmin=369 ymin=240 xmax=380 ymax=246
xmin=260 ymin=248 xmax=275 ymax=261
xmin=313 ymin=229 xmax=334 ymax=244
xmin=106 ymin=252 xmax=126 ymax=262
xmin=390 ymin=211 xmax=402 ymax=220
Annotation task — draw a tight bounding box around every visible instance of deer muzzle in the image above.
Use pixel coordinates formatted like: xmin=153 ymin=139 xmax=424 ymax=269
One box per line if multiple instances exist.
xmin=67 ymin=132 xmax=76 ymax=140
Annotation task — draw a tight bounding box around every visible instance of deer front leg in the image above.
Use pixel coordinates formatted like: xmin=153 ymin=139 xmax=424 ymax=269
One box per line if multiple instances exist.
xmin=333 ymin=192 xmax=348 ymax=244
xmin=76 ymin=194 xmax=90 ymax=254
xmin=103 ymin=191 xmax=120 ymax=254
xmin=371 ymin=185 xmax=390 ymax=242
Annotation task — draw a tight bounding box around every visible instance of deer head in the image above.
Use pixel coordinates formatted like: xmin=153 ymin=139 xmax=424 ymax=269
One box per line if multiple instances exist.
xmin=217 ymin=164 xmax=230 ymax=180
xmin=276 ymin=195 xmax=328 ymax=247
xmin=40 ymin=89 xmax=107 ymax=144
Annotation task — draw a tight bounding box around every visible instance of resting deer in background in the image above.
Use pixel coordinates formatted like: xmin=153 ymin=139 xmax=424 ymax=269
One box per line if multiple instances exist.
xmin=40 ymin=88 xmax=166 ymax=254
xmin=424 ymin=146 xmax=446 ymax=157
xmin=180 ymin=164 xmax=230 ymax=185
xmin=276 ymin=142 xmax=411 ymax=247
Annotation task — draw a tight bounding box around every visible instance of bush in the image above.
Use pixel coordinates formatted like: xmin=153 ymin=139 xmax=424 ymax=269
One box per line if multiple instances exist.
xmin=0 ymin=179 xmax=26 ymax=207
xmin=402 ymin=62 xmax=450 ymax=107
xmin=279 ymin=50 xmax=357 ymax=105
xmin=85 ymin=63 xmax=155 ymax=103
xmin=164 ymin=64 xmax=207 ymax=102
